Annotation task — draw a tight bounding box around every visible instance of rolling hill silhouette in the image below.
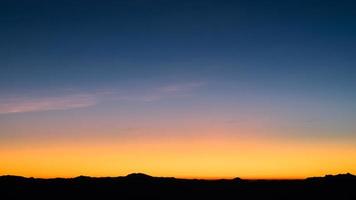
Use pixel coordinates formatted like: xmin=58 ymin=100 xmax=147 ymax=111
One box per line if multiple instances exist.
xmin=1 ymin=173 xmax=355 ymax=199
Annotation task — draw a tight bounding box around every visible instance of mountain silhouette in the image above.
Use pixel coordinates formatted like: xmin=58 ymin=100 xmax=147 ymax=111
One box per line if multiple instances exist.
xmin=125 ymin=173 xmax=153 ymax=179
xmin=1 ymin=173 xmax=355 ymax=199
xmin=307 ymin=173 xmax=356 ymax=181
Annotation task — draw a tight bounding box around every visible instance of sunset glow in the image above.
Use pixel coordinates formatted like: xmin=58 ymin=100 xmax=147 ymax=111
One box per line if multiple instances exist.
xmin=1 ymin=126 xmax=355 ymax=179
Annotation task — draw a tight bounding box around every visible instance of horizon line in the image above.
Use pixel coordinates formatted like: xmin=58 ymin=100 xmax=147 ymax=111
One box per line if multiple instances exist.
xmin=1 ymin=172 xmax=354 ymax=181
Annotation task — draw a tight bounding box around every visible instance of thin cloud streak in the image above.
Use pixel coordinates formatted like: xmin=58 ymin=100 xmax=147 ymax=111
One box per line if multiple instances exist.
xmin=158 ymin=82 xmax=205 ymax=93
xmin=140 ymin=82 xmax=206 ymax=102
xmin=0 ymin=82 xmax=205 ymax=114
xmin=0 ymin=94 xmax=98 ymax=114
xmin=106 ymin=81 xmax=206 ymax=102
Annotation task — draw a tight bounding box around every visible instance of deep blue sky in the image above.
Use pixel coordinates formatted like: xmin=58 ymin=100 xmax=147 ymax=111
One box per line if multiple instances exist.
xmin=1 ymin=0 xmax=356 ymax=92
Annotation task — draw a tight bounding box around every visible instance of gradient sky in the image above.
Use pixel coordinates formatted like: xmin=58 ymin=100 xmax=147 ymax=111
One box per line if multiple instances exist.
xmin=1 ymin=0 xmax=356 ymax=179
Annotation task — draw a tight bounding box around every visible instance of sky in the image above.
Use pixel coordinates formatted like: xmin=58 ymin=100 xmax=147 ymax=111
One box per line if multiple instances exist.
xmin=1 ymin=0 xmax=356 ymax=179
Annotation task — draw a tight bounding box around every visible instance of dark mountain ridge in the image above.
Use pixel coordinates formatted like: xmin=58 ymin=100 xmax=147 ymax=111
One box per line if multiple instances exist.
xmin=1 ymin=173 xmax=355 ymax=199
xmin=1 ymin=172 xmax=355 ymax=181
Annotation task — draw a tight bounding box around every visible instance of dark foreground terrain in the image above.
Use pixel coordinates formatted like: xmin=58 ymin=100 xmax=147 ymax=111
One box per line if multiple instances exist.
xmin=1 ymin=173 xmax=355 ymax=199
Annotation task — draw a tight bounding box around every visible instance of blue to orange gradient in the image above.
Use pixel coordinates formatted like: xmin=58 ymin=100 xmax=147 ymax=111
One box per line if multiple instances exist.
xmin=1 ymin=0 xmax=356 ymax=179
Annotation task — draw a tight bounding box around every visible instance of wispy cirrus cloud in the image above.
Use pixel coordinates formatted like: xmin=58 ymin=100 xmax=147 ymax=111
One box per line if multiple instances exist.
xmin=0 ymin=94 xmax=98 ymax=114
xmin=132 ymin=82 xmax=206 ymax=102
xmin=158 ymin=82 xmax=205 ymax=93
xmin=104 ymin=81 xmax=206 ymax=102
xmin=0 ymin=82 xmax=206 ymax=114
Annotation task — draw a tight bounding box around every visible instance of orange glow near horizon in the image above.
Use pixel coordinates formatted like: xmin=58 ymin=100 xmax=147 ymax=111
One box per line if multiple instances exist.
xmin=1 ymin=131 xmax=356 ymax=179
